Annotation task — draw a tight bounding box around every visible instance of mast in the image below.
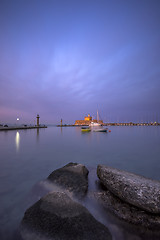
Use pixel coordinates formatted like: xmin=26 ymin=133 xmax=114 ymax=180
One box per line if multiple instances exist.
xmin=97 ymin=110 xmax=99 ymax=122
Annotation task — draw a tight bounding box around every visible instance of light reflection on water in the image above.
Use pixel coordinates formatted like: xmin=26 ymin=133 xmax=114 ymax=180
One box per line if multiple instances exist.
xmin=15 ymin=132 xmax=20 ymax=152
xmin=0 ymin=126 xmax=160 ymax=240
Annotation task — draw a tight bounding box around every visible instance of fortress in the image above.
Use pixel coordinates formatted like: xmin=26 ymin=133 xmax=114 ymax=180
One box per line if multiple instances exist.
xmin=75 ymin=114 xmax=103 ymax=126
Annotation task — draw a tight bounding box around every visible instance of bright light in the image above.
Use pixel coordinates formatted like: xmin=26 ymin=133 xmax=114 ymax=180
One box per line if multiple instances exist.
xmin=17 ymin=118 xmax=19 ymax=121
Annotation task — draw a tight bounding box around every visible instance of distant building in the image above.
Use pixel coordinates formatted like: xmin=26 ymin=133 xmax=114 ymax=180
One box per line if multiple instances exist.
xmin=84 ymin=114 xmax=92 ymax=121
xmin=75 ymin=114 xmax=103 ymax=125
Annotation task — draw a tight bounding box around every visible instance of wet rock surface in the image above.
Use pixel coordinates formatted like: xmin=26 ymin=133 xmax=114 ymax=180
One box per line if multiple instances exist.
xmin=20 ymin=164 xmax=160 ymax=240
xmin=47 ymin=162 xmax=89 ymax=197
xmin=95 ymin=188 xmax=160 ymax=230
xmin=97 ymin=165 xmax=160 ymax=214
xmin=20 ymin=192 xmax=112 ymax=240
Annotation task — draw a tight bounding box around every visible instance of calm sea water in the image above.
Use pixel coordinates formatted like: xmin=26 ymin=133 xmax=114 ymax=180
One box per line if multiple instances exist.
xmin=0 ymin=126 xmax=160 ymax=240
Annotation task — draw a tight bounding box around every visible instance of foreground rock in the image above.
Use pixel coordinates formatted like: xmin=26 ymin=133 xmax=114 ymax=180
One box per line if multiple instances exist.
xmin=94 ymin=189 xmax=160 ymax=230
xmin=21 ymin=192 xmax=112 ymax=240
xmin=97 ymin=165 xmax=160 ymax=214
xmin=47 ymin=162 xmax=89 ymax=197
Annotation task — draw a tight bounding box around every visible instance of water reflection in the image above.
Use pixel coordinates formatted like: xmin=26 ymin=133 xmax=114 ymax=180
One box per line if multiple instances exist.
xmin=1 ymin=126 xmax=160 ymax=240
xmin=15 ymin=131 xmax=20 ymax=151
xmin=36 ymin=128 xmax=39 ymax=142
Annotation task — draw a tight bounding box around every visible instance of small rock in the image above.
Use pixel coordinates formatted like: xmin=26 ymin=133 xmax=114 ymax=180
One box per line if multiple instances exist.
xmin=97 ymin=165 xmax=160 ymax=214
xmin=20 ymin=192 xmax=112 ymax=240
xmin=47 ymin=162 xmax=89 ymax=197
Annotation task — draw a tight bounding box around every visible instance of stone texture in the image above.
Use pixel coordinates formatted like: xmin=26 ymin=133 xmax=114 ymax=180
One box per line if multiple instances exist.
xmin=97 ymin=165 xmax=160 ymax=214
xmin=47 ymin=162 xmax=89 ymax=197
xmin=95 ymin=189 xmax=160 ymax=230
xmin=21 ymin=192 xmax=112 ymax=240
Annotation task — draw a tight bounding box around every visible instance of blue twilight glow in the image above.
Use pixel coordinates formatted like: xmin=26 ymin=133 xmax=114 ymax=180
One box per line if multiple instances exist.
xmin=0 ymin=0 xmax=160 ymax=124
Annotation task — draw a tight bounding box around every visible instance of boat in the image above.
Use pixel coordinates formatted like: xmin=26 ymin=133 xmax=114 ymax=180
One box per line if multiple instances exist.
xmin=90 ymin=122 xmax=101 ymax=127
xmin=89 ymin=110 xmax=102 ymax=127
xmin=89 ymin=110 xmax=108 ymax=132
xmin=93 ymin=128 xmax=108 ymax=132
xmin=81 ymin=127 xmax=91 ymax=132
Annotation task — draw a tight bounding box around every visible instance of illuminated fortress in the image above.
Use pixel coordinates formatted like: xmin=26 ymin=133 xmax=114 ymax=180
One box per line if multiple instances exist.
xmin=75 ymin=114 xmax=103 ymax=126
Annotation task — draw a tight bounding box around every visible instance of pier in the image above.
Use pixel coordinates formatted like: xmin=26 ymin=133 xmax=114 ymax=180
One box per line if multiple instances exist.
xmin=103 ymin=122 xmax=160 ymax=126
xmin=0 ymin=125 xmax=47 ymax=131
xmin=0 ymin=114 xmax=47 ymax=131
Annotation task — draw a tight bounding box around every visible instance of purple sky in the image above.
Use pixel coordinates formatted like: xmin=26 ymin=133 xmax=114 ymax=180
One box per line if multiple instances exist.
xmin=0 ymin=0 xmax=160 ymax=124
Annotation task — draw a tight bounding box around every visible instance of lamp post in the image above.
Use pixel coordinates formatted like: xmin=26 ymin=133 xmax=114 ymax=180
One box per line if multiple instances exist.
xmin=17 ymin=118 xmax=19 ymax=126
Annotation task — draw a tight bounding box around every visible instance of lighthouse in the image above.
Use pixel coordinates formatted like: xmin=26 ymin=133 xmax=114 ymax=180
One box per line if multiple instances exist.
xmin=36 ymin=114 xmax=40 ymax=126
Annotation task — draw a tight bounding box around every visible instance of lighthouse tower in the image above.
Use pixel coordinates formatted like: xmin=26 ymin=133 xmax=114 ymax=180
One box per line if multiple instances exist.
xmin=36 ymin=114 xmax=40 ymax=126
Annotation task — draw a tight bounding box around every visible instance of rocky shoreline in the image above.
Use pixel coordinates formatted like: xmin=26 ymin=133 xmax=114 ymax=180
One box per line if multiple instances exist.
xmin=20 ymin=163 xmax=160 ymax=240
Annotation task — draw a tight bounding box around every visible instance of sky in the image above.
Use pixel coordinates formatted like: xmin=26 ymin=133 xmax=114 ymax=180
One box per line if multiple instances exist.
xmin=0 ymin=0 xmax=160 ymax=124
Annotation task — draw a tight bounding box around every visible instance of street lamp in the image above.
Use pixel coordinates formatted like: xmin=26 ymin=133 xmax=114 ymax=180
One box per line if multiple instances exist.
xmin=17 ymin=118 xmax=19 ymax=125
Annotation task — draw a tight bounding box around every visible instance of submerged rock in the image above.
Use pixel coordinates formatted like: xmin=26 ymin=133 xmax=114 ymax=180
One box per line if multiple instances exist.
xmin=21 ymin=192 xmax=112 ymax=240
xmin=97 ymin=165 xmax=160 ymax=214
xmin=47 ymin=162 xmax=89 ymax=197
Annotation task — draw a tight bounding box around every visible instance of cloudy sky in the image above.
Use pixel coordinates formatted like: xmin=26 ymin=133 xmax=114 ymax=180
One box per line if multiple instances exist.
xmin=0 ymin=0 xmax=160 ymax=124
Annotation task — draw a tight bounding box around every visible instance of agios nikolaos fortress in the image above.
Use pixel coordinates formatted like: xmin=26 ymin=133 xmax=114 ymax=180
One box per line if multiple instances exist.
xmin=75 ymin=114 xmax=103 ymax=126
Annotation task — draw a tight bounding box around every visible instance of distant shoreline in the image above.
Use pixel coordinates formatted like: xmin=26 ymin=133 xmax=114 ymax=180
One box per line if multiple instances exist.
xmin=57 ymin=123 xmax=160 ymax=127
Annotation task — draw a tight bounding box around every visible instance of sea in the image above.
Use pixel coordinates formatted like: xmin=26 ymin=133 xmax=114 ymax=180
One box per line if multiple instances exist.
xmin=0 ymin=125 xmax=160 ymax=240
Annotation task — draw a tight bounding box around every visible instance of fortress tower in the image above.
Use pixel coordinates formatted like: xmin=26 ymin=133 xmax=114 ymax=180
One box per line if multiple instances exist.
xmin=84 ymin=114 xmax=92 ymax=121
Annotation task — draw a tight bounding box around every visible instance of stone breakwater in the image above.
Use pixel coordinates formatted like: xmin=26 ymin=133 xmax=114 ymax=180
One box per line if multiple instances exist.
xmin=0 ymin=125 xmax=47 ymax=131
xmin=20 ymin=163 xmax=160 ymax=240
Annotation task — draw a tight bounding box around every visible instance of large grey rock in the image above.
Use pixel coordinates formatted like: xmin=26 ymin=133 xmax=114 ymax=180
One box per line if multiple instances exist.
xmin=47 ymin=162 xmax=89 ymax=197
xmin=21 ymin=192 xmax=112 ymax=240
xmin=95 ymin=189 xmax=160 ymax=230
xmin=97 ymin=165 xmax=160 ymax=214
